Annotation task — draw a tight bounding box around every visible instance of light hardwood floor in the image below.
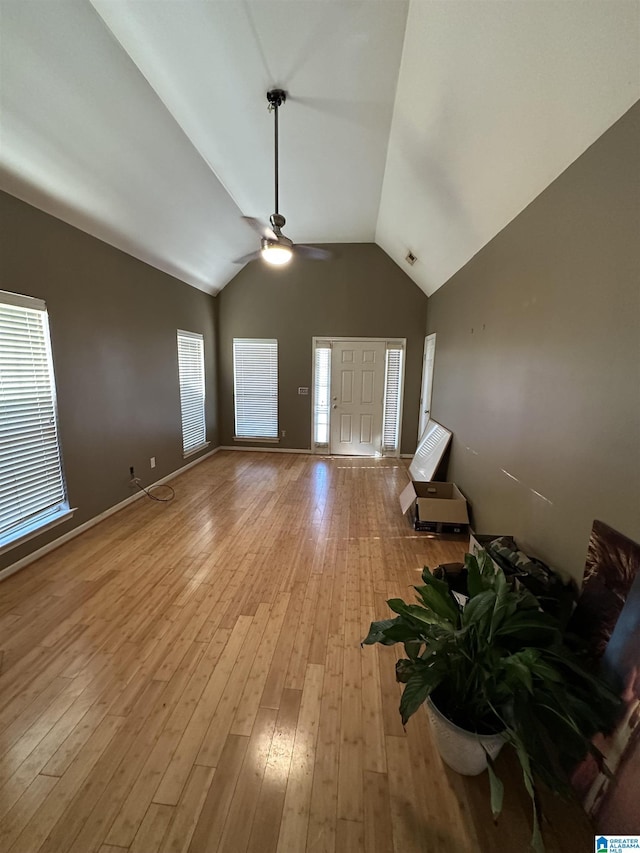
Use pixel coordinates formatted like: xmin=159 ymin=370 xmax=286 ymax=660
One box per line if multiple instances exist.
xmin=0 ymin=452 xmax=593 ymax=852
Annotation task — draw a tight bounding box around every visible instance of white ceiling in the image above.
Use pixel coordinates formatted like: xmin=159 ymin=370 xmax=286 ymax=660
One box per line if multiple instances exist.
xmin=1 ymin=1 xmax=638 ymax=297
xmin=377 ymin=1 xmax=640 ymax=295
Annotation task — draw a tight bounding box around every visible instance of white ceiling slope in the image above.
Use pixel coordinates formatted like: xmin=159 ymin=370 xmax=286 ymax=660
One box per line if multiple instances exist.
xmin=1 ymin=2 xmax=638 ymax=298
xmin=0 ymin=1 xmax=407 ymax=294
xmin=377 ymin=1 xmax=640 ymax=296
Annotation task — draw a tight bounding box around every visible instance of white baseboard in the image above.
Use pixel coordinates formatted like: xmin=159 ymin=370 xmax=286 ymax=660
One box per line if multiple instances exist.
xmin=0 ymin=446 xmax=221 ymax=584
xmin=219 ymin=445 xmax=312 ymax=455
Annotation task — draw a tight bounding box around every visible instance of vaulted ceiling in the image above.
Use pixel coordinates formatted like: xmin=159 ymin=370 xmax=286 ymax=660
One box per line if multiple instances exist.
xmin=1 ymin=1 xmax=638 ymax=297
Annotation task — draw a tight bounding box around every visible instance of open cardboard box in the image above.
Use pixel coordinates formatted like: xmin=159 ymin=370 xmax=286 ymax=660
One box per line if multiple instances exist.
xmin=400 ymin=419 xmax=469 ymax=534
xmin=400 ymin=481 xmax=469 ymax=533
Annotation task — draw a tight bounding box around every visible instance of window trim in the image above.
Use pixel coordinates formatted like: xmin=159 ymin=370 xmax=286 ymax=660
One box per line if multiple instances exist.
xmin=0 ymin=507 xmax=76 ymax=556
xmin=0 ymin=289 xmax=74 ymax=553
xmin=177 ymin=329 xmax=208 ymax=458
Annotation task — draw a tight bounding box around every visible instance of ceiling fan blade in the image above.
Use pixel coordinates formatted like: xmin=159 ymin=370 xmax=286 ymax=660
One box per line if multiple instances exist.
xmin=242 ymin=216 xmax=277 ymax=241
xmin=295 ymin=245 xmax=332 ymax=261
xmin=232 ymin=250 xmax=262 ymax=265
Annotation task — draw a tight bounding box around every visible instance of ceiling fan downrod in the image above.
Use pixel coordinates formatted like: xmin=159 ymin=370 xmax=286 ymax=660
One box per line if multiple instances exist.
xmin=267 ymin=89 xmax=287 ymax=229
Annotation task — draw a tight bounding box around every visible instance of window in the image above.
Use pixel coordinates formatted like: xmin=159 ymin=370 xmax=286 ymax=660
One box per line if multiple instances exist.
xmin=233 ymin=338 xmax=278 ymax=439
xmin=0 ymin=290 xmax=72 ymax=553
xmin=177 ymin=330 xmax=207 ymax=456
xmin=313 ymin=342 xmax=331 ymax=447
xmin=382 ymin=344 xmax=404 ymax=454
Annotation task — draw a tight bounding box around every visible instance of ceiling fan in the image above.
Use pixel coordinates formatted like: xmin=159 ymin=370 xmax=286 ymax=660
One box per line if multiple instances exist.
xmin=234 ymin=89 xmax=331 ymax=266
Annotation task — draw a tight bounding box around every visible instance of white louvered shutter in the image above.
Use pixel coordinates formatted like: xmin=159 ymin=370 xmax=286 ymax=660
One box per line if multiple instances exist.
xmin=382 ymin=345 xmax=404 ymax=453
xmin=0 ymin=291 xmax=68 ymax=544
xmin=233 ymin=339 xmax=278 ymax=439
xmin=177 ymin=330 xmax=206 ymax=454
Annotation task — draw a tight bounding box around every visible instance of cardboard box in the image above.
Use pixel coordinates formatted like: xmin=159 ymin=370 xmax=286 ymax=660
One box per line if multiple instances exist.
xmin=400 ymin=481 xmax=469 ymax=533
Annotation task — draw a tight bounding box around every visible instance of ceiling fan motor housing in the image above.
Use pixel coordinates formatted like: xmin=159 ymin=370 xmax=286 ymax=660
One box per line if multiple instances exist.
xmin=266 ymin=88 xmax=287 ymax=109
xmin=270 ymin=213 xmax=286 ymax=232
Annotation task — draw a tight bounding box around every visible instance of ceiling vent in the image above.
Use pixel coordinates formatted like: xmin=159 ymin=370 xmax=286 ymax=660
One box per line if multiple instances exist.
xmin=405 ymin=251 xmax=417 ymax=266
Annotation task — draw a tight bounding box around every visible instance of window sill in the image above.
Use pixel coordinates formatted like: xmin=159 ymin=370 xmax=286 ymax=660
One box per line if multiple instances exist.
xmin=183 ymin=441 xmax=210 ymax=459
xmin=233 ymin=437 xmax=280 ymax=443
xmin=0 ymin=506 xmax=77 ymax=556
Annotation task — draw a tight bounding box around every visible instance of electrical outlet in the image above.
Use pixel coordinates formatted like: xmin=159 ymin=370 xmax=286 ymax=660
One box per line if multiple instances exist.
xmin=281 ymin=429 xmax=286 ymax=438
xmin=150 ymin=456 xmax=156 ymax=469
xmin=129 ymin=466 xmax=135 ymax=479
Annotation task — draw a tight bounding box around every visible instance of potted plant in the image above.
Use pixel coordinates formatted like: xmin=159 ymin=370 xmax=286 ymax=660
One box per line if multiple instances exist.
xmin=362 ymin=551 xmax=619 ymax=852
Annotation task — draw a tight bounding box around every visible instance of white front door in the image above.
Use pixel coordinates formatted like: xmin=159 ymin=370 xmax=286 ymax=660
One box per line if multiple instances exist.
xmin=330 ymin=341 xmax=386 ymax=456
xmin=418 ymin=334 xmax=436 ymax=441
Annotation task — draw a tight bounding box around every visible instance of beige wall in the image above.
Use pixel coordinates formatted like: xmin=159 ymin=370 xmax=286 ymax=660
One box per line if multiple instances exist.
xmin=0 ymin=191 xmax=218 ymax=571
xmin=427 ymin=102 xmax=640 ymax=580
xmin=216 ymin=243 xmax=428 ymax=453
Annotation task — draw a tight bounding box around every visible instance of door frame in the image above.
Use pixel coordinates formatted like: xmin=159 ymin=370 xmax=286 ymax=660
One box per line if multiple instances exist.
xmin=311 ymin=336 xmax=406 ymax=457
xmin=418 ymin=333 xmax=436 ymax=441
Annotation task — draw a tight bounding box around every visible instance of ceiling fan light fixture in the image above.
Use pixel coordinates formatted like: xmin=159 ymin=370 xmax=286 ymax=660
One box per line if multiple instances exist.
xmin=233 ymin=89 xmax=331 ymax=265
xmin=261 ymin=241 xmax=293 ymax=266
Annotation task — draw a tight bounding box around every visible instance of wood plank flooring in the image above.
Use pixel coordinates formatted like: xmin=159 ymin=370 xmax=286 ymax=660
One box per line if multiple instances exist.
xmin=0 ymin=452 xmax=594 ymax=852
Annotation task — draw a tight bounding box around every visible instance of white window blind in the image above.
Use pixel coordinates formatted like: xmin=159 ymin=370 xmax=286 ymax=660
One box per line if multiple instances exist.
xmin=233 ymin=338 xmax=278 ymax=439
xmin=382 ymin=345 xmax=404 ymax=453
xmin=313 ymin=343 xmax=331 ymax=446
xmin=177 ymin=330 xmax=206 ymax=455
xmin=0 ymin=291 xmax=69 ymax=549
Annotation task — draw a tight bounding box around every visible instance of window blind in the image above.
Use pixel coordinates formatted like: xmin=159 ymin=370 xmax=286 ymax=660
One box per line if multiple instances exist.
xmin=233 ymin=338 xmax=278 ymax=439
xmin=382 ymin=346 xmax=403 ymax=452
xmin=177 ymin=330 xmax=206 ymax=455
xmin=0 ymin=291 xmax=68 ymax=545
xmin=313 ymin=344 xmax=331 ymax=446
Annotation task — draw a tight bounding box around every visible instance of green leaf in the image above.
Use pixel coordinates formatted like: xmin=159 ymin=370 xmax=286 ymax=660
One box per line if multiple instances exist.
xmin=362 ymin=617 xmax=404 ymax=646
xmin=512 ymin=732 xmax=544 ymax=853
xmin=413 ymin=584 xmax=459 ymax=624
xmin=485 ymin=752 xmax=504 ymax=820
xmin=488 ymin=574 xmax=510 ymax=640
xmin=495 ymin=611 xmax=560 ymax=643
xmin=465 ymin=553 xmax=485 ymax=598
xmin=402 ymin=603 xmax=452 ymax=629
xmin=399 ymin=672 xmax=437 ymax=726
xmin=502 ymin=655 xmax=534 ymax=693
xmin=420 ymin=566 xmax=453 ymax=599
xmin=478 ymin=549 xmax=498 ymax=581
xmin=387 ymin=598 xmax=410 ymax=616
xmin=462 ymin=590 xmax=496 ymax=628
xmin=383 ymin=623 xmax=425 ymax=644
xmin=528 ymin=658 xmax=563 ymax=684
xmin=395 ymin=658 xmax=418 ymax=683
xmin=545 ymin=648 xmax=620 ymax=700
xmin=516 ymin=586 xmax=543 ymax=611
xmin=404 ymin=640 xmax=422 ymax=661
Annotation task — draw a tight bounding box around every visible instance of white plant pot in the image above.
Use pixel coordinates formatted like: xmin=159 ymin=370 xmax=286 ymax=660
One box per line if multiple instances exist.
xmin=425 ymin=697 xmax=506 ymax=776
